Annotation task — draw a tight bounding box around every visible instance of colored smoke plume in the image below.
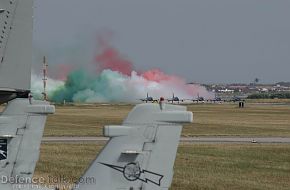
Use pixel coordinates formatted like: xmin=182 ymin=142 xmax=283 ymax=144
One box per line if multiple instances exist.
xmin=55 ymin=64 xmax=74 ymax=81
xmin=95 ymin=31 xmax=133 ymax=76
xmin=96 ymin=46 xmax=133 ymax=76
xmin=142 ymin=69 xmax=182 ymax=83
xmin=31 ymin=34 xmax=213 ymax=103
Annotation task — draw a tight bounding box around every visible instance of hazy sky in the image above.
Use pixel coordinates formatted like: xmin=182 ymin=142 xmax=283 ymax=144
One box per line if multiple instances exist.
xmin=33 ymin=0 xmax=290 ymax=83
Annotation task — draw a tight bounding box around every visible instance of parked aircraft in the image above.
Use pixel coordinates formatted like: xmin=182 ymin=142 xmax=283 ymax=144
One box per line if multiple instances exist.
xmin=189 ymin=94 xmax=205 ymax=103
xmin=231 ymin=96 xmax=241 ymax=102
xmin=197 ymin=96 xmax=205 ymax=102
xmin=167 ymin=93 xmax=184 ymax=104
xmin=140 ymin=93 xmax=158 ymax=103
xmin=208 ymin=94 xmax=224 ymax=102
xmin=230 ymin=96 xmax=247 ymax=102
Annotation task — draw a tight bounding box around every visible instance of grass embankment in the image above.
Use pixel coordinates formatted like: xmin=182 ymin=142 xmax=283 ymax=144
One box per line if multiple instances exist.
xmin=44 ymin=103 xmax=290 ymax=137
xmin=35 ymin=143 xmax=290 ymax=190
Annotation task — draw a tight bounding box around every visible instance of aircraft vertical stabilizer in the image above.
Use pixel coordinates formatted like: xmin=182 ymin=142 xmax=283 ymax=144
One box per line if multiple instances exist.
xmin=74 ymin=103 xmax=193 ymax=190
xmin=0 ymin=99 xmax=55 ymax=190
xmin=0 ymin=0 xmax=33 ymax=90
xmin=0 ymin=1 xmax=56 ymax=190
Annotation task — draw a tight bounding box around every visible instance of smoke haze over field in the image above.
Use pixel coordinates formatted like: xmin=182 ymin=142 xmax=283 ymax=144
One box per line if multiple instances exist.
xmin=31 ymin=0 xmax=290 ymax=102
xmin=31 ymin=34 xmax=212 ymax=103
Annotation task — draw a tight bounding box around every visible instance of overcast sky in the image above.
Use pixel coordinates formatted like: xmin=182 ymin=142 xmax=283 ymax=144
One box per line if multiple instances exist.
xmin=33 ymin=0 xmax=290 ymax=83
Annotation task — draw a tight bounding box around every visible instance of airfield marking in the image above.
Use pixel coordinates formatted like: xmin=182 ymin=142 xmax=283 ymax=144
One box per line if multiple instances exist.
xmin=42 ymin=137 xmax=290 ymax=144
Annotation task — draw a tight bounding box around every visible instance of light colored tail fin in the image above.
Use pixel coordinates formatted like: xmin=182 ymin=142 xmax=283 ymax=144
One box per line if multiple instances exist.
xmin=0 ymin=0 xmax=33 ymax=90
xmin=74 ymin=103 xmax=193 ymax=190
xmin=0 ymin=98 xmax=55 ymax=189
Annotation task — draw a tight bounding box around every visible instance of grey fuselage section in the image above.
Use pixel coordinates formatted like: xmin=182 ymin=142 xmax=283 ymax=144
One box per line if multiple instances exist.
xmin=0 ymin=0 xmax=33 ymax=91
xmin=0 ymin=0 xmax=33 ymax=104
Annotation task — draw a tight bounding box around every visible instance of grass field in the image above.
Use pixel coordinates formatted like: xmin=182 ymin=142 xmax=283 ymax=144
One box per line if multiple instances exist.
xmin=245 ymin=99 xmax=290 ymax=104
xmin=44 ymin=103 xmax=290 ymax=137
xmin=2 ymin=101 xmax=290 ymax=189
xmin=35 ymin=143 xmax=290 ymax=190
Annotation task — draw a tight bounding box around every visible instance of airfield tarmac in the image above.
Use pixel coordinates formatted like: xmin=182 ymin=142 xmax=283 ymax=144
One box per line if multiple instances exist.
xmin=42 ymin=136 xmax=290 ymax=144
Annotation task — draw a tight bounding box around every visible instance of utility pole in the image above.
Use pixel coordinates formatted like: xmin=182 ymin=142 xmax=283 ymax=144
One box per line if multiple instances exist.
xmin=42 ymin=56 xmax=48 ymax=101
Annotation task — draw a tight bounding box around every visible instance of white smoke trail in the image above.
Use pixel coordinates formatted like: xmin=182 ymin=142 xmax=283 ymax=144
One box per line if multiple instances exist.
xmin=31 ymin=74 xmax=64 ymax=100
xmin=31 ymin=70 xmax=213 ymax=103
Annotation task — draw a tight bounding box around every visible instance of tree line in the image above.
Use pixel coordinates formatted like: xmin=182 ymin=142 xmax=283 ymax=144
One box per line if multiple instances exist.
xmin=248 ymin=92 xmax=290 ymax=99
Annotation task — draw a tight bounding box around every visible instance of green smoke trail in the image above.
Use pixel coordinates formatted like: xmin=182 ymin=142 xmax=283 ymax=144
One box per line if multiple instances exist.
xmin=50 ymin=69 xmax=128 ymax=103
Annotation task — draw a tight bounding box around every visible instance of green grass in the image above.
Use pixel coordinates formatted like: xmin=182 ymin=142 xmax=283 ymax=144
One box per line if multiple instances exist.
xmin=245 ymin=99 xmax=290 ymax=104
xmin=35 ymin=143 xmax=290 ymax=190
xmin=45 ymin=104 xmax=133 ymax=136
xmin=3 ymin=101 xmax=290 ymax=189
xmin=34 ymin=143 xmax=103 ymax=189
xmin=173 ymin=144 xmax=290 ymax=190
xmin=44 ymin=103 xmax=290 ymax=137
xmin=184 ymin=103 xmax=290 ymax=137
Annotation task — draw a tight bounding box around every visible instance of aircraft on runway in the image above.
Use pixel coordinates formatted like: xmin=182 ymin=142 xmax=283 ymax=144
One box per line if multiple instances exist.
xmin=140 ymin=92 xmax=158 ymax=103
xmin=208 ymin=94 xmax=224 ymax=102
xmin=0 ymin=1 xmax=193 ymax=190
xmin=196 ymin=96 xmax=205 ymax=102
xmin=188 ymin=93 xmax=205 ymax=103
xmin=231 ymin=96 xmax=241 ymax=102
xmin=167 ymin=93 xmax=185 ymax=104
xmin=229 ymin=95 xmax=247 ymax=102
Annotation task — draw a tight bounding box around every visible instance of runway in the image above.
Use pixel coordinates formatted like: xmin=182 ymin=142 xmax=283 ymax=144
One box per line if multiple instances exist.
xmin=42 ymin=136 xmax=290 ymax=144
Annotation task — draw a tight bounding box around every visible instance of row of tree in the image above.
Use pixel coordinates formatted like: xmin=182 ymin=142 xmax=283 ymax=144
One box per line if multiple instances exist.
xmin=248 ymin=92 xmax=290 ymax=99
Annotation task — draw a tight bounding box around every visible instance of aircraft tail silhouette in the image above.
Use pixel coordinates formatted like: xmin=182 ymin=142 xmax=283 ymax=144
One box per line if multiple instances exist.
xmin=74 ymin=103 xmax=193 ymax=190
xmin=0 ymin=1 xmax=56 ymax=189
xmin=0 ymin=99 xmax=55 ymax=190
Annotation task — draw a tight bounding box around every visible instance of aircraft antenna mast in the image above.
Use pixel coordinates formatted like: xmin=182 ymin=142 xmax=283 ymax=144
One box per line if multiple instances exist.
xmin=42 ymin=56 xmax=48 ymax=101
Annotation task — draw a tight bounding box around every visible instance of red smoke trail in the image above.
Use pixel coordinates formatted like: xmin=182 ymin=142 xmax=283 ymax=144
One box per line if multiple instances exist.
xmin=95 ymin=32 xmax=133 ymax=76
xmin=56 ymin=64 xmax=74 ymax=81
xmin=142 ymin=69 xmax=171 ymax=82
xmin=141 ymin=69 xmax=183 ymax=83
xmin=142 ymin=69 xmax=195 ymax=96
xmin=93 ymin=33 xmax=196 ymax=97
xmin=96 ymin=47 xmax=133 ymax=76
